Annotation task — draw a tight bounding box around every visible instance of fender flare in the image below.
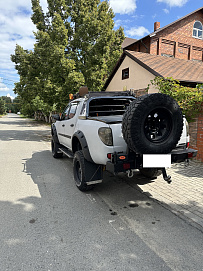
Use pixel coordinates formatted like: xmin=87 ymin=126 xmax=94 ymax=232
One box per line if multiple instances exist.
xmin=51 ymin=124 xmax=60 ymax=144
xmin=72 ymin=131 xmax=94 ymax=163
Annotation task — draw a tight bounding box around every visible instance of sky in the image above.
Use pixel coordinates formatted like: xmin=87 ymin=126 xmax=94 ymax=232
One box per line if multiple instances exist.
xmin=0 ymin=0 xmax=203 ymax=99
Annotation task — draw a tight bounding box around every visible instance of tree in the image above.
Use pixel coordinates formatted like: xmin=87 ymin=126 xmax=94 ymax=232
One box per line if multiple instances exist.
xmin=69 ymin=0 xmax=125 ymax=90
xmin=0 ymin=98 xmax=6 ymax=115
xmin=11 ymin=0 xmax=125 ymax=120
xmin=148 ymin=77 xmax=203 ymax=122
xmin=1 ymin=96 xmax=12 ymax=112
xmin=12 ymin=96 xmax=21 ymax=113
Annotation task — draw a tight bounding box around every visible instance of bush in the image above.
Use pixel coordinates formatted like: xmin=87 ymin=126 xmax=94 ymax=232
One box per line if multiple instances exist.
xmin=148 ymin=77 xmax=203 ymax=122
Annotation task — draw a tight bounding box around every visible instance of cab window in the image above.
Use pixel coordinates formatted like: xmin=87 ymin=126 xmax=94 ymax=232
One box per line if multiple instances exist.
xmin=61 ymin=102 xmax=79 ymax=120
xmin=69 ymin=102 xmax=79 ymax=119
xmin=61 ymin=105 xmax=71 ymax=120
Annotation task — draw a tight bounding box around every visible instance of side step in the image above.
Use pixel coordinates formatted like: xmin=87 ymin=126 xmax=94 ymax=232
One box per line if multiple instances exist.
xmin=58 ymin=147 xmax=74 ymax=159
xmin=86 ymin=180 xmax=103 ymax=185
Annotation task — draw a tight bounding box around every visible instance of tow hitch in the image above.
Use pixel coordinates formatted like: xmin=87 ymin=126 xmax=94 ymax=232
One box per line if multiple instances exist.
xmin=162 ymin=168 xmax=172 ymax=184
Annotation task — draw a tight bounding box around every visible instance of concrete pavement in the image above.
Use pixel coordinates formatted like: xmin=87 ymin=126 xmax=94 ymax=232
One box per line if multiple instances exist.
xmin=42 ymin=116 xmax=203 ymax=231
xmin=125 ymin=160 xmax=203 ymax=232
xmin=20 ymin=116 xmax=203 ymax=231
xmin=1 ymin=114 xmax=203 ymax=270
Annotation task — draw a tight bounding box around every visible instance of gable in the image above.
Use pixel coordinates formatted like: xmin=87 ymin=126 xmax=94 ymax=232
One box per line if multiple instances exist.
xmin=151 ymin=10 xmax=203 ymax=61
xmin=124 ymin=7 xmax=203 ymax=62
xmin=105 ymin=55 xmax=157 ymax=93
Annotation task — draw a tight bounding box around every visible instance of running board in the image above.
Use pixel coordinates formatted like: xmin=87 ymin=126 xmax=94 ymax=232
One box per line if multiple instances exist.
xmin=58 ymin=147 xmax=74 ymax=159
xmin=86 ymin=180 xmax=102 ymax=185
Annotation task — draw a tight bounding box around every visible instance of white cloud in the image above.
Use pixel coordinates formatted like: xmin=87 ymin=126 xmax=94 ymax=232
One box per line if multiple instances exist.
xmin=109 ymin=0 xmax=137 ymax=14
xmin=0 ymin=0 xmax=31 ymax=14
xmin=0 ymin=0 xmax=47 ymax=14
xmin=114 ymin=19 xmax=122 ymax=28
xmin=163 ymin=8 xmax=169 ymax=14
xmin=40 ymin=0 xmax=48 ymax=13
xmin=157 ymin=0 xmax=188 ymax=7
xmin=0 ymin=0 xmax=48 ymax=97
xmin=114 ymin=19 xmax=134 ymax=29
xmin=7 ymin=93 xmax=15 ymax=100
xmin=126 ymin=26 xmax=150 ymax=38
xmin=0 ymin=82 xmax=10 ymax=92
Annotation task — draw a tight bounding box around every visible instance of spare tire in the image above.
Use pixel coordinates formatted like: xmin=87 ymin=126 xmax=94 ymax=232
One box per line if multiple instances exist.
xmin=122 ymin=93 xmax=183 ymax=154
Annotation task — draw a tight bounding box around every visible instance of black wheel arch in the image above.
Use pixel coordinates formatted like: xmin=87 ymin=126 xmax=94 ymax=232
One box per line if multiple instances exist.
xmin=72 ymin=131 xmax=94 ymax=163
xmin=51 ymin=124 xmax=60 ymax=144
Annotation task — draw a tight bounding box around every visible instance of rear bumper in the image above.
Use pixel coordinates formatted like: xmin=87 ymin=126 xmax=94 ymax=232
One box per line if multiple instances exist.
xmin=171 ymin=148 xmax=197 ymax=163
xmin=106 ymin=148 xmax=198 ymax=175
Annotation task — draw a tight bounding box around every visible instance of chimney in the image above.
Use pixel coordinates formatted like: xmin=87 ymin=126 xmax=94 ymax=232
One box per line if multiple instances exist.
xmin=154 ymin=22 xmax=160 ymax=31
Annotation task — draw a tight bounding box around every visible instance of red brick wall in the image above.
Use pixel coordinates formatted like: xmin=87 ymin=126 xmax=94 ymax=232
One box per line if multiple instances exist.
xmin=149 ymin=10 xmax=203 ymax=61
xmin=133 ymin=88 xmax=147 ymax=97
xmin=196 ymin=115 xmax=203 ymax=162
xmin=127 ymin=10 xmax=203 ymax=61
xmin=189 ymin=114 xmax=203 ymax=162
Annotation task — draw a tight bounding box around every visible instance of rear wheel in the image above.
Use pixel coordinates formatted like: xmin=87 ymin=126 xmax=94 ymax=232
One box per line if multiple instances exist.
xmin=139 ymin=168 xmax=162 ymax=179
xmin=73 ymin=151 xmax=94 ymax=191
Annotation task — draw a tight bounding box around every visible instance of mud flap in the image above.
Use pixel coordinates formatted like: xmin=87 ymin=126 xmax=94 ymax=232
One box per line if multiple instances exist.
xmin=84 ymin=161 xmax=103 ymax=185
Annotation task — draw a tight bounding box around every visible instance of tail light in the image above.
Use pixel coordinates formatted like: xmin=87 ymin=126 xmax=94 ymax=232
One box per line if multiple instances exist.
xmin=98 ymin=127 xmax=113 ymax=146
xmin=188 ymin=152 xmax=194 ymax=158
xmin=123 ymin=163 xmax=130 ymax=170
xmin=186 ymin=142 xmax=189 ymax=148
xmin=185 ymin=119 xmax=189 ymax=137
xmin=107 ymin=153 xmax=112 ymax=159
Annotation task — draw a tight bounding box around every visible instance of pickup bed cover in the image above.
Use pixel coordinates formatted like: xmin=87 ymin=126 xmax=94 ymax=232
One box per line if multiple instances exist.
xmin=87 ymin=115 xmax=123 ymax=124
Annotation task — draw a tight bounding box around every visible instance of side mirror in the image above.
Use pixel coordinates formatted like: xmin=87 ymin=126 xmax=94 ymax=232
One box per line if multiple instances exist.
xmin=52 ymin=114 xmax=61 ymax=122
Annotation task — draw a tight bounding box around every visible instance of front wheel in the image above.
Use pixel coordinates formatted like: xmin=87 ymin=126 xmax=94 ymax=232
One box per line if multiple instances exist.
xmin=73 ymin=151 xmax=94 ymax=191
xmin=139 ymin=168 xmax=162 ymax=179
xmin=51 ymin=138 xmax=63 ymax=158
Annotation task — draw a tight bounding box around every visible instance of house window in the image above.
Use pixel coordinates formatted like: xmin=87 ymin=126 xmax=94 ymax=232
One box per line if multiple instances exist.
xmin=122 ymin=68 xmax=129 ymax=80
xmin=193 ymin=21 xmax=202 ymax=39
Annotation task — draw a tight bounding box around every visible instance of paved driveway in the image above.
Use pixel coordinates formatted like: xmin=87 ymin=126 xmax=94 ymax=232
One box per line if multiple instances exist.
xmin=123 ymin=161 xmax=203 ymax=231
xmin=0 ymin=114 xmax=203 ymax=271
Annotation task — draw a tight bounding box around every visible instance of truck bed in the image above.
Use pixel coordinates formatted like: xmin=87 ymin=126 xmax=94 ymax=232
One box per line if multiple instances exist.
xmin=87 ymin=115 xmax=123 ymax=124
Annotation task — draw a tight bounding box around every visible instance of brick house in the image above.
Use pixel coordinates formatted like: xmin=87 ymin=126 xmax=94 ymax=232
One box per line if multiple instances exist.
xmin=104 ymin=6 xmax=203 ymax=161
xmin=124 ymin=7 xmax=203 ymax=62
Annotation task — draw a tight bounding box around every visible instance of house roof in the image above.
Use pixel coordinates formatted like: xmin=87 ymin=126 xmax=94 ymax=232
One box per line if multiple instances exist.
xmin=123 ymin=6 xmax=203 ymax=50
xmin=103 ymin=50 xmax=203 ymax=90
xmin=121 ymin=37 xmax=137 ymax=49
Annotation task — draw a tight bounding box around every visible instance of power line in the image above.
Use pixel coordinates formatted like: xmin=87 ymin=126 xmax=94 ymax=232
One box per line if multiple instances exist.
xmin=1 ymin=78 xmax=16 ymax=83
xmin=0 ymin=83 xmax=14 ymax=86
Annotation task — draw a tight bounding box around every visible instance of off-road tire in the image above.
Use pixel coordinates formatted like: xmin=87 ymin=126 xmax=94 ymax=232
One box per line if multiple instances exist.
xmin=122 ymin=93 xmax=183 ymax=154
xmin=51 ymin=138 xmax=63 ymax=158
xmin=139 ymin=168 xmax=162 ymax=179
xmin=73 ymin=151 xmax=94 ymax=191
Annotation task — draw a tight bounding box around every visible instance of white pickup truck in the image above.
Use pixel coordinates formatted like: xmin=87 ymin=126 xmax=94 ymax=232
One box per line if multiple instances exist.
xmin=51 ymin=89 xmax=197 ymax=191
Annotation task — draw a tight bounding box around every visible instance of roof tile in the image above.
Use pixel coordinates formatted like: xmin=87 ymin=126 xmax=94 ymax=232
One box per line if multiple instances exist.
xmin=126 ymin=50 xmax=203 ymax=84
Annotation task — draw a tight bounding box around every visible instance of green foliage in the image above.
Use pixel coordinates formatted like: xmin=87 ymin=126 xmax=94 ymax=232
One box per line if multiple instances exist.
xmin=0 ymin=97 xmax=6 ymax=115
xmin=0 ymin=96 xmax=20 ymax=113
xmin=149 ymin=77 xmax=203 ymax=122
xmin=69 ymin=0 xmax=124 ymax=91
xmin=11 ymin=0 xmax=124 ymax=121
xmin=1 ymin=96 xmax=12 ymax=112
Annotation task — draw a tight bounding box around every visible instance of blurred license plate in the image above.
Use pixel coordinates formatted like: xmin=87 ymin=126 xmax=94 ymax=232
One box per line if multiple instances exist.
xmin=143 ymin=154 xmax=171 ymax=168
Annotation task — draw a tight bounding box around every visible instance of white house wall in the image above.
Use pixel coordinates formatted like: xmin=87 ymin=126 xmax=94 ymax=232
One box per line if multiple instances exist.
xmin=106 ymin=56 xmax=157 ymax=93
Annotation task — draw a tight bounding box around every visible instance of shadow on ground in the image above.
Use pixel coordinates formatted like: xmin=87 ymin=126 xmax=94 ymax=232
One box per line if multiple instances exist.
xmin=0 ymin=150 xmax=177 ymax=271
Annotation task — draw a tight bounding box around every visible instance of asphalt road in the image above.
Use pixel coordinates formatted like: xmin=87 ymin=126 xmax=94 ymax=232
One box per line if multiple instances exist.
xmin=0 ymin=114 xmax=203 ymax=271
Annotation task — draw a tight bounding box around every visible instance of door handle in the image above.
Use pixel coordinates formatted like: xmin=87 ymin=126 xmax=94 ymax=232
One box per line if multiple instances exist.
xmin=70 ymin=124 xmax=74 ymax=127
xmin=62 ymin=124 xmax=65 ymax=127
